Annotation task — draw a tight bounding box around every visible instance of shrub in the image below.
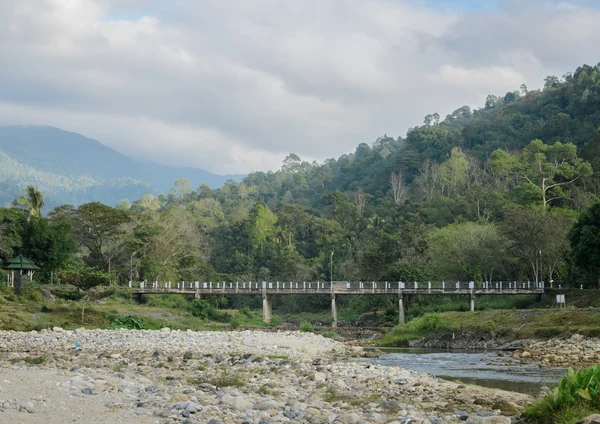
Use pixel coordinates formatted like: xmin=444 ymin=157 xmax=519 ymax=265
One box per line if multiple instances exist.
xmin=23 ymin=355 xmax=46 ymax=365
xmin=299 ymin=321 xmax=314 ymax=332
xmin=388 ymin=336 xmax=410 ymax=347
xmin=190 ymin=299 xmax=211 ymax=319
xmin=524 ymin=366 xmax=600 ymax=424
xmin=19 ymin=285 xmax=43 ymax=302
xmin=52 ymin=288 xmax=86 ymax=301
xmin=417 ymin=313 xmax=446 ymax=332
xmin=228 ymin=314 xmax=241 ymax=329
xmin=269 ymin=315 xmax=282 ymax=327
xmin=90 ymin=287 xmax=116 ymax=300
xmin=108 ymin=314 xmax=147 ymax=330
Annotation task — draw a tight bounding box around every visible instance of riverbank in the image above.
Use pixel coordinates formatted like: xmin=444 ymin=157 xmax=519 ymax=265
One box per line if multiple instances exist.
xmin=508 ymin=334 xmax=600 ymax=369
xmin=380 ymin=309 xmax=600 ymax=350
xmin=0 ymin=329 xmax=529 ymax=423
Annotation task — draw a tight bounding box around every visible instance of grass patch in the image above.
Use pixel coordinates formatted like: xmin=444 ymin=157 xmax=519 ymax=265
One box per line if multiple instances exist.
xmin=189 ymin=374 xmax=245 ymax=388
xmin=380 ymin=308 xmax=600 ymax=346
xmin=23 ymin=355 xmax=46 ymax=365
xmin=299 ymin=321 xmax=315 ymax=332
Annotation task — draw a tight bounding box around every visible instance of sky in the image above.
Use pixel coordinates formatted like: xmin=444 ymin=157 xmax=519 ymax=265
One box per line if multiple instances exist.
xmin=1 ymin=1 xmax=600 ymax=174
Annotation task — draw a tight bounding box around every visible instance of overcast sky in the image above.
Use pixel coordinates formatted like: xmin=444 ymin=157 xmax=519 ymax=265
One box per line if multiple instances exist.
xmin=1 ymin=1 xmax=600 ymax=174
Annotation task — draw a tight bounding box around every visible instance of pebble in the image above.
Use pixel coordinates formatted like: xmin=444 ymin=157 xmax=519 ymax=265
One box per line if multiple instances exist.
xmin=0 ymin=329 xmax=529 ymax=423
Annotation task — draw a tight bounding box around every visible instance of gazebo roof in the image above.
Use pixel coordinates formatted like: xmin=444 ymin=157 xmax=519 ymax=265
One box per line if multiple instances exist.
xmin=3 ymin=255 xmax=40 ymax=270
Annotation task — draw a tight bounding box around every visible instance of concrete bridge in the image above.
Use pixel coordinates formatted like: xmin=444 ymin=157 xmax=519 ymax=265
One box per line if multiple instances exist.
xmin=129 ymin=280 xmax=545 ymax=327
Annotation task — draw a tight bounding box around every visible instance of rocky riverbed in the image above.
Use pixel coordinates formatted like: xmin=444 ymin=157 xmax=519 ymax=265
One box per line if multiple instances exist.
xmin=0 ymin=328 xmax=531 ymax=423
xmin=509 ymin=334 xmax=600 ymax=368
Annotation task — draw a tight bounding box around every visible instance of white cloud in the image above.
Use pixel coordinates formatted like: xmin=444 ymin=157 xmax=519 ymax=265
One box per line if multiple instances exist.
xmin=0 ymin=0 xmax=600 ymax=173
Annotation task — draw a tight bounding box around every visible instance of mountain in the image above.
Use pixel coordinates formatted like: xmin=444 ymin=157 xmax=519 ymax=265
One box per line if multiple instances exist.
xmin=0 ymin=126 xmax=244 ymax=209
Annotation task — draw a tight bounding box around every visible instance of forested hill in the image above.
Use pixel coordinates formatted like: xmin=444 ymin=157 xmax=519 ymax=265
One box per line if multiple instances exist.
xmin=242 ymin=63 xmax=600 ymax=211
xmin=3 ymin=63 xmax=600 ymax=293
xmin=0 ymin=126 xmax=243 ymax=209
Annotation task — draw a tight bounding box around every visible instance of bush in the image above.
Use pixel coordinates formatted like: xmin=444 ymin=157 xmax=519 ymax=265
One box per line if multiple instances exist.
xmin=229 ymin=314 xmax=241 ymax=329
xmin=108 ymin=315 xmax=147 ymax=330
xmin=269 ymin=315 xmax=282 ymax=327
xmin=190 ymin=299 xmax=211 ymax=318
xmin=299 ymin=321 xmax=314 ymax=332
xmin=524 ymin=366 xmax=600 ymax=424
xmin=90 ymin=287 xmax=116 ymax=300
xmin=387 ymin=336 xmax=410 ymax=347
xmin=52 ymin=288 xmax=86 ymax=301
xmin=19 ymin=285 xmax=43 ymax=302
xmin=417 ymin=313 xmax=446 ymax=332
xmin=112 ymin=287 xmax=133 ymax=302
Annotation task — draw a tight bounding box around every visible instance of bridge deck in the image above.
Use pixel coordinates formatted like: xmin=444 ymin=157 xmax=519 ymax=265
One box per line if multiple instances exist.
xmin=130 ymin=281 xmax=544 ymax=296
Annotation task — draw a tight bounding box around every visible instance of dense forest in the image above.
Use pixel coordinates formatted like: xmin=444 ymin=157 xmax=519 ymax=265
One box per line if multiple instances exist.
xmin=3 ymin=63 xmax=600 ymax=296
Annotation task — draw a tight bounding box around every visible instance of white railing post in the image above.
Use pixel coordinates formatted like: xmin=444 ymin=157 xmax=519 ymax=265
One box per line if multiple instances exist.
xmin=428 ymin=281 xmax=431 ymax=293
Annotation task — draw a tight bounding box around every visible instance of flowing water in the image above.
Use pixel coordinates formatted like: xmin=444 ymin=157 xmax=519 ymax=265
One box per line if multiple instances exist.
xmin=360 ymin=348 xmax=567 ymax=395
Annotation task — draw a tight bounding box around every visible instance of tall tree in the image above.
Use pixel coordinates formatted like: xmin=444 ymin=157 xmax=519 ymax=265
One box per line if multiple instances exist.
xmin=390 ymin=170 xmax=408 ymax=205
xmin=72 ymin=202 xmax=130 ymax=270
xmin=491 ymin=140 xmax=592 ymax=211
xmin=426 ymin=221 xmax=509 ymax=281
xmin=570 ymin=201 xmax=600 ymax=288
xmin=13 ymin=185 xmax=44 ymax=218
xmin=20 ymin=217 xmax=76 ymax=281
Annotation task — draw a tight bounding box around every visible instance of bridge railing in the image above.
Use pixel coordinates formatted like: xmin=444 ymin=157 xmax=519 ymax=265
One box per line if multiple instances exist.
xmin=128 ymin=280 xmax=545 ymax=293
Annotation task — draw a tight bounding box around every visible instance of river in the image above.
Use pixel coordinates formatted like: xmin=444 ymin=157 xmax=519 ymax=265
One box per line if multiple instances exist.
xmin=360 ymin=348 xmax=566 ymax=395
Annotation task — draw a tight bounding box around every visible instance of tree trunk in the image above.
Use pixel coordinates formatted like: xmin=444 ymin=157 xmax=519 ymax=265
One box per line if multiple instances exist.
xmin=81 ymin=302 xmax=85 ymax=323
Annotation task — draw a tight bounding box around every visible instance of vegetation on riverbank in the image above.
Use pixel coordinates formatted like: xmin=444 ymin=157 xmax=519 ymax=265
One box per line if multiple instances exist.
xmin=380 ymin=307 xmax=600 ymax=347
xmin=524 ymin=365 xmax=600 ymax=424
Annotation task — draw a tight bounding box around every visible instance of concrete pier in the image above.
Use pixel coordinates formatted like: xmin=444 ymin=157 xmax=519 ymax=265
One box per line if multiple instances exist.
xmin=398 ymin=294 xmax=405 ymax=325
xmin=331 ymin=294 xmax=337 ymax=328
xmin=470 ymin=293 xmax=475 ymax=312
xmin=262 ymin=294 xmax=272 ymax=324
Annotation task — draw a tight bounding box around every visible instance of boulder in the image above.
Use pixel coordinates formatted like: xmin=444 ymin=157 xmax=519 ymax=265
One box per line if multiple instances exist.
xmin=492 ymin=400 xmax=522 ymax=416
xmin=576 ymin=415 xmax=600 ymax=424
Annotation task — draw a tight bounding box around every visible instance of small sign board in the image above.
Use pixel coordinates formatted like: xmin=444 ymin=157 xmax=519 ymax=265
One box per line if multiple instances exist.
xmin=556 ymin=294 xmax=566 ymax=304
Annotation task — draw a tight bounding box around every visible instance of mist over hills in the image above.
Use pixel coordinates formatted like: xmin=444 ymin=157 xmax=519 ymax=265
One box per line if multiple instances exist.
xmin=0 ymin=126 xmax=244 ymax=209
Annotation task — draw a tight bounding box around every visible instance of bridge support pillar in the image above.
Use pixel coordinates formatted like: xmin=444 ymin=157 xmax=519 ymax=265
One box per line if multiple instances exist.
xmin=398 ymin=294 xmax=405 ymax=325
xmin=331 ymin=294 xmax=337 ymax=328
xmin=470 ymin=293 xmax=475 ymax=312
xmin=262 ymin=294 xmax=272 ymax=324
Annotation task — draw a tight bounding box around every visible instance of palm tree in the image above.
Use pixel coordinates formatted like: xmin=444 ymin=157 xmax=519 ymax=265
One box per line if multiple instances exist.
xmin=13 ymin=185 xmax=44 ymax=218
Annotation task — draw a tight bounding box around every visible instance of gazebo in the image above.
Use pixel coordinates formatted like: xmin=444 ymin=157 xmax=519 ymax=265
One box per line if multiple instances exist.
xmin=3 ymin=255 xmax=39 ymax=288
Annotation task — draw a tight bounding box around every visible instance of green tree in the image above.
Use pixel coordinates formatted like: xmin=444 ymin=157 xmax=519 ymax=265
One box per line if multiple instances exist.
xmin=426 ymin=222 xmax=509 ymax=281
xmin=72 ymin=202 xmax=130 ymax=270
xmin=58 ymin=266 xmax=111 ymax=322
xmin=246 ymin=204 xmax=277 ymax=251
xmin=491 ymin=140 xmax=592 ymax=211
xmin=20 ymin=217 xmax=76 ymax=281
xmin=570 ymin=201 xmax=600 ymax=288
xmin=13 ymin=185 xmax=44 ymax=218
xmin=502 ymin=207 xmax=573 ymax=283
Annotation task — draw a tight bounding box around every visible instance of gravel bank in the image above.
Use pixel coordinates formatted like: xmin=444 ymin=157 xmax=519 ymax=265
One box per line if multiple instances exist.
xmin=0 ymin=328 xmax=531 ymax=423
xmin=511 ymin=334 xmax=600 ymax=368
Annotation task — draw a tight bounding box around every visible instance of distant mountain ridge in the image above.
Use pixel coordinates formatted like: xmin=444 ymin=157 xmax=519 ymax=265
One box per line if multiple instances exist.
xmin=0 ymin=126 xmax=244 ymax=209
